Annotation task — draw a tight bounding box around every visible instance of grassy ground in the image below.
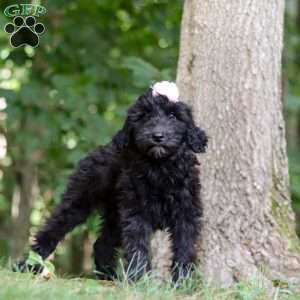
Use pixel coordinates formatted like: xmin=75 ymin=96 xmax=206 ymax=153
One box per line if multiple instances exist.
xmin=0 ymin=267 xmax=299 ymax=300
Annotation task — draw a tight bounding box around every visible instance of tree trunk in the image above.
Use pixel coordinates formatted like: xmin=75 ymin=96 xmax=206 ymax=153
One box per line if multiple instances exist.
xmin=177 ymin=0 xmax=300 ymax=287
xmin=10 ymin=160 xmax=38 ymax=259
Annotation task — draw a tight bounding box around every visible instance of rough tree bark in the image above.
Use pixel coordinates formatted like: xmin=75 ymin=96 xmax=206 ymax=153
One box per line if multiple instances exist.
xmin=176 ymin=0 xmax=300 ymax=287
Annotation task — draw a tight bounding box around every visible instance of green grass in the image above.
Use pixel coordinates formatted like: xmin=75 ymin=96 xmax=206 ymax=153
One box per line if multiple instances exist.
xmin=0 ymin=267 xmax=299 ymax=300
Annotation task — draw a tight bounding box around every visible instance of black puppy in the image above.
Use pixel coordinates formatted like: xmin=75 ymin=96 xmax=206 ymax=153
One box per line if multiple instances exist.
xmin=31 ymin=81 xmax=208 ymax=281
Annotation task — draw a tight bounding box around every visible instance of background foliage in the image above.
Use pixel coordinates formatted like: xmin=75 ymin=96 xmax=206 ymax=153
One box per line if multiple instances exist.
xmin=0 ymin=0 xmax=299 ymax=275
xmin=285 ymin=0 xmax=300 ymax=234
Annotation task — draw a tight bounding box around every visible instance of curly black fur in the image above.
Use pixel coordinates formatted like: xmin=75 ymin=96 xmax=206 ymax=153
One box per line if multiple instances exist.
xmin=31 ymin=88 xmax=208 ymax=281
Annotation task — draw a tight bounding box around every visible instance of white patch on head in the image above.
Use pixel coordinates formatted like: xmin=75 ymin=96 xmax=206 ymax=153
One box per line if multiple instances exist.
xmin=152 ymin=81 xmax=179 ymax=102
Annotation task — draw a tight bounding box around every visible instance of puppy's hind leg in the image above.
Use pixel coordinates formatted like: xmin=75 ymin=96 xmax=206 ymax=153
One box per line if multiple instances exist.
xmin=32 ymin=155 xmax=99 ymax=260
xmin=94 ymin=211 xmax=121 ymax=280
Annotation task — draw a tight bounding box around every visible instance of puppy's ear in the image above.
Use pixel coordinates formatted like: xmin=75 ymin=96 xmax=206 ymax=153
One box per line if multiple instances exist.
xmin=187 ymin=125 xmax=208 ymax=153
xmin=113 ymin=119 xmax=131 ymax=150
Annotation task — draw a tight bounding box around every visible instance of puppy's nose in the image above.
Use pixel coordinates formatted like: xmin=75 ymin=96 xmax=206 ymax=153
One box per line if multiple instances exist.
xmin=152 ymin=132 xmax=164 ymax=143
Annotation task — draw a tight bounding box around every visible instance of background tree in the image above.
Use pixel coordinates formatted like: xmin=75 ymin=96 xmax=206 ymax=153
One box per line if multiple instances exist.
xmin=177 ymin=0 xmax=300 ymax=286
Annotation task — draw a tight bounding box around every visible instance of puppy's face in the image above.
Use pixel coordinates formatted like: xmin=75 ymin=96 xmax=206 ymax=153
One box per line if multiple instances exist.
xmin=130 ymin=96 xmax=189 ymax=158
xmin=114 ymin=89 xmax=208 ymax=159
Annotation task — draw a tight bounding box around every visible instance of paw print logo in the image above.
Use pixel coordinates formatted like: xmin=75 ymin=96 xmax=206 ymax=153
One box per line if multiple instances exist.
xmin=4 ymin=16 xmax=45 ymax=48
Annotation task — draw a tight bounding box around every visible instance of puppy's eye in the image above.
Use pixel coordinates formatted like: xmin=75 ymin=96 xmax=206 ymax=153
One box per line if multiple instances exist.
xmin=168 ymin=113 xmax=177 ymax=120
xmin=132 ymin=113 xmax=145 ymax=122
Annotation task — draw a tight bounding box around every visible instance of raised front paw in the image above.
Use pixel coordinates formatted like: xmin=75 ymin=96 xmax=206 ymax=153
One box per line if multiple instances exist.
xmin=4 ymin=16 xmax=45 ymax=48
